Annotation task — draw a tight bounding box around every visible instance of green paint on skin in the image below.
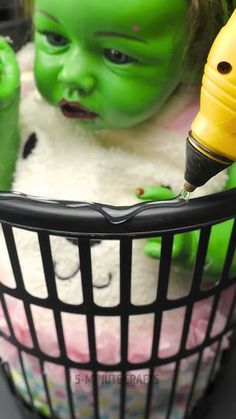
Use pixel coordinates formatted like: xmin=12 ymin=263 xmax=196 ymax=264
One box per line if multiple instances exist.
xmin=93 ymin=31 xmax=148 ymax=44
xmin=0 ymin=37 xmax=20 ymax=189
xmin=34 ymin=0 xmax=188 ymax=130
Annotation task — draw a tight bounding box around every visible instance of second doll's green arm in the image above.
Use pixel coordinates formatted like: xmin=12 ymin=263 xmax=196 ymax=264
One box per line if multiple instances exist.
xmin=0 ymin=38 xmax=20 ymax=190
xmin=203 ymin=163 xmax=236 ymax=277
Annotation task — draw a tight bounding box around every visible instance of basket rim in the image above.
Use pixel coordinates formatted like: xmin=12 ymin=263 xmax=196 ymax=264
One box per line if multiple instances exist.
xmin=0 ymin=189 xmax=235 ymax=238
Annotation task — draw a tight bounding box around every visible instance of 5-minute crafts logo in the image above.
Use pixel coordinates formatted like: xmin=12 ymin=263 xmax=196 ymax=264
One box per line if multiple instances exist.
xmin=75 ymin=373 xmax=159 ymax=386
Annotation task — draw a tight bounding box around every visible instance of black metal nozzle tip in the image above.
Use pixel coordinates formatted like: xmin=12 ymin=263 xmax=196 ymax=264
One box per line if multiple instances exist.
xmin=183 ymin=182 xmax=196 ymax=193
xmin=184 ymin=134 xmax=232 ymax=188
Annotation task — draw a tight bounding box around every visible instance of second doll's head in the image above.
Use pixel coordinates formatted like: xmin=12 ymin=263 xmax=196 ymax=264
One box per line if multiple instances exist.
xmin=33 ymin=0 xmax=231 ymax=130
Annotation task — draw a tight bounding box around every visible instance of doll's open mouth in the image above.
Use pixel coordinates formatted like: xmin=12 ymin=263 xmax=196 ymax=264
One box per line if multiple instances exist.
xmin=60 ymin=99 xmax=98 ymax=120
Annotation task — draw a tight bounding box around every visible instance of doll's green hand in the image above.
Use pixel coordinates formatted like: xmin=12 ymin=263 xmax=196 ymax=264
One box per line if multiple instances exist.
xmin=137 ymin=185 xmax=176 ymax=201
xmin=137 ymin=186 xmax=197 ymax=265
xmin=0 ymin=37 xmax=20 ymax=109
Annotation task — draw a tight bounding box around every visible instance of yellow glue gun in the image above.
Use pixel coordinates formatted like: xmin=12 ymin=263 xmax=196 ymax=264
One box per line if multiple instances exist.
xmin=184 ymin=9 xmax=236 ymax=191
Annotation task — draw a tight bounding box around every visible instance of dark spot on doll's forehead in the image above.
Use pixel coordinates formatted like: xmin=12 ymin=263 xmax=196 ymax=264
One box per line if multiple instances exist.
xmin=23 ymin=133 xmax=38 ymax=159
xmin=132 ymin=24 xmax=141 ymax=33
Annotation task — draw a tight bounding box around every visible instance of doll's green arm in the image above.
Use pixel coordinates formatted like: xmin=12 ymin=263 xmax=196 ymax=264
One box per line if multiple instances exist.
xmin=0 ymin=38 xmax=20 ymax=190
xmin=137 ymin=186 xmax=198 ymax=268
xmin=137 ymin=174 xmax=236 ymax=279
xmin=224 ymin=162 xmax=236 ymax=190
xmin=205 ymin=163 xmax=236 ymax=277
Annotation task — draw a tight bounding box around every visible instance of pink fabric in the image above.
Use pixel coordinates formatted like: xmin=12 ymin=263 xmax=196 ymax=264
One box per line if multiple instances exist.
xmin=1 ymin=296 xmax=33 ymax=348
xmin=1 ymin=291 xmax=233 ymax=385
xmin=163 ymin=98 xmax=199 ymax=134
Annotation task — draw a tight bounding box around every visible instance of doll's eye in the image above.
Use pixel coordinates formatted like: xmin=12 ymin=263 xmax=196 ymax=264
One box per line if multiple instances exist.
xmin=104 ymin=49 xmax=137 ymax=65
xmin=45 ymin=32 xmax=69 ymax=47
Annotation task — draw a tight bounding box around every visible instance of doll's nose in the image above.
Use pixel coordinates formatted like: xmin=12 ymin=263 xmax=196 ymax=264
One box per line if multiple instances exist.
xmin=59 ymin=69 xmax=96 ymax=95
xmin=58 ymin=50 xmax=96 ymax=95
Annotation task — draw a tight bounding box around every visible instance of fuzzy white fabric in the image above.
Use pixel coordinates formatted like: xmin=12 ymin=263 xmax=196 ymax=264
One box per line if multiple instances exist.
xmin=0 ymin=44 xmax=228 ymax=338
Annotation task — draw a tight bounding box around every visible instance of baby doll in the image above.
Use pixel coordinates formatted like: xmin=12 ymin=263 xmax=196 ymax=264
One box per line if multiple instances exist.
xmin=0 ymin=1 xmax=236 ymax=418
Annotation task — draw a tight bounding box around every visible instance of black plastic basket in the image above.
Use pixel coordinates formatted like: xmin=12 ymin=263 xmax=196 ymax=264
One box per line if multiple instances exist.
xmin=0 ymin=189 xmax=236 ymax=419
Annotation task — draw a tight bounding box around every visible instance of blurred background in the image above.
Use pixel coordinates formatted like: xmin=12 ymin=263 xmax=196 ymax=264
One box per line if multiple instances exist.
xmin=0 ymin=0 xmax=33 ymax=51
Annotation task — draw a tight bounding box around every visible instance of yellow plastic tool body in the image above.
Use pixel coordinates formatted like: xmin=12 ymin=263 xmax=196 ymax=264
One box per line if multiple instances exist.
xmin=191 ymin=9 xmax=236 ymax=162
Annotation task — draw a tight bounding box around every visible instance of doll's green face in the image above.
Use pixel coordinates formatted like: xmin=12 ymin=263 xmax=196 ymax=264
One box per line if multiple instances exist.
xmin=34 ymin=0 xmax=188 ymax=130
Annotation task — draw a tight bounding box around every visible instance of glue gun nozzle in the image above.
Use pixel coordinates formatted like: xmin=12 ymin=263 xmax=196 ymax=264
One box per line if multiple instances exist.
xmin=183 ymin=181 xmax=196 ymax=193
